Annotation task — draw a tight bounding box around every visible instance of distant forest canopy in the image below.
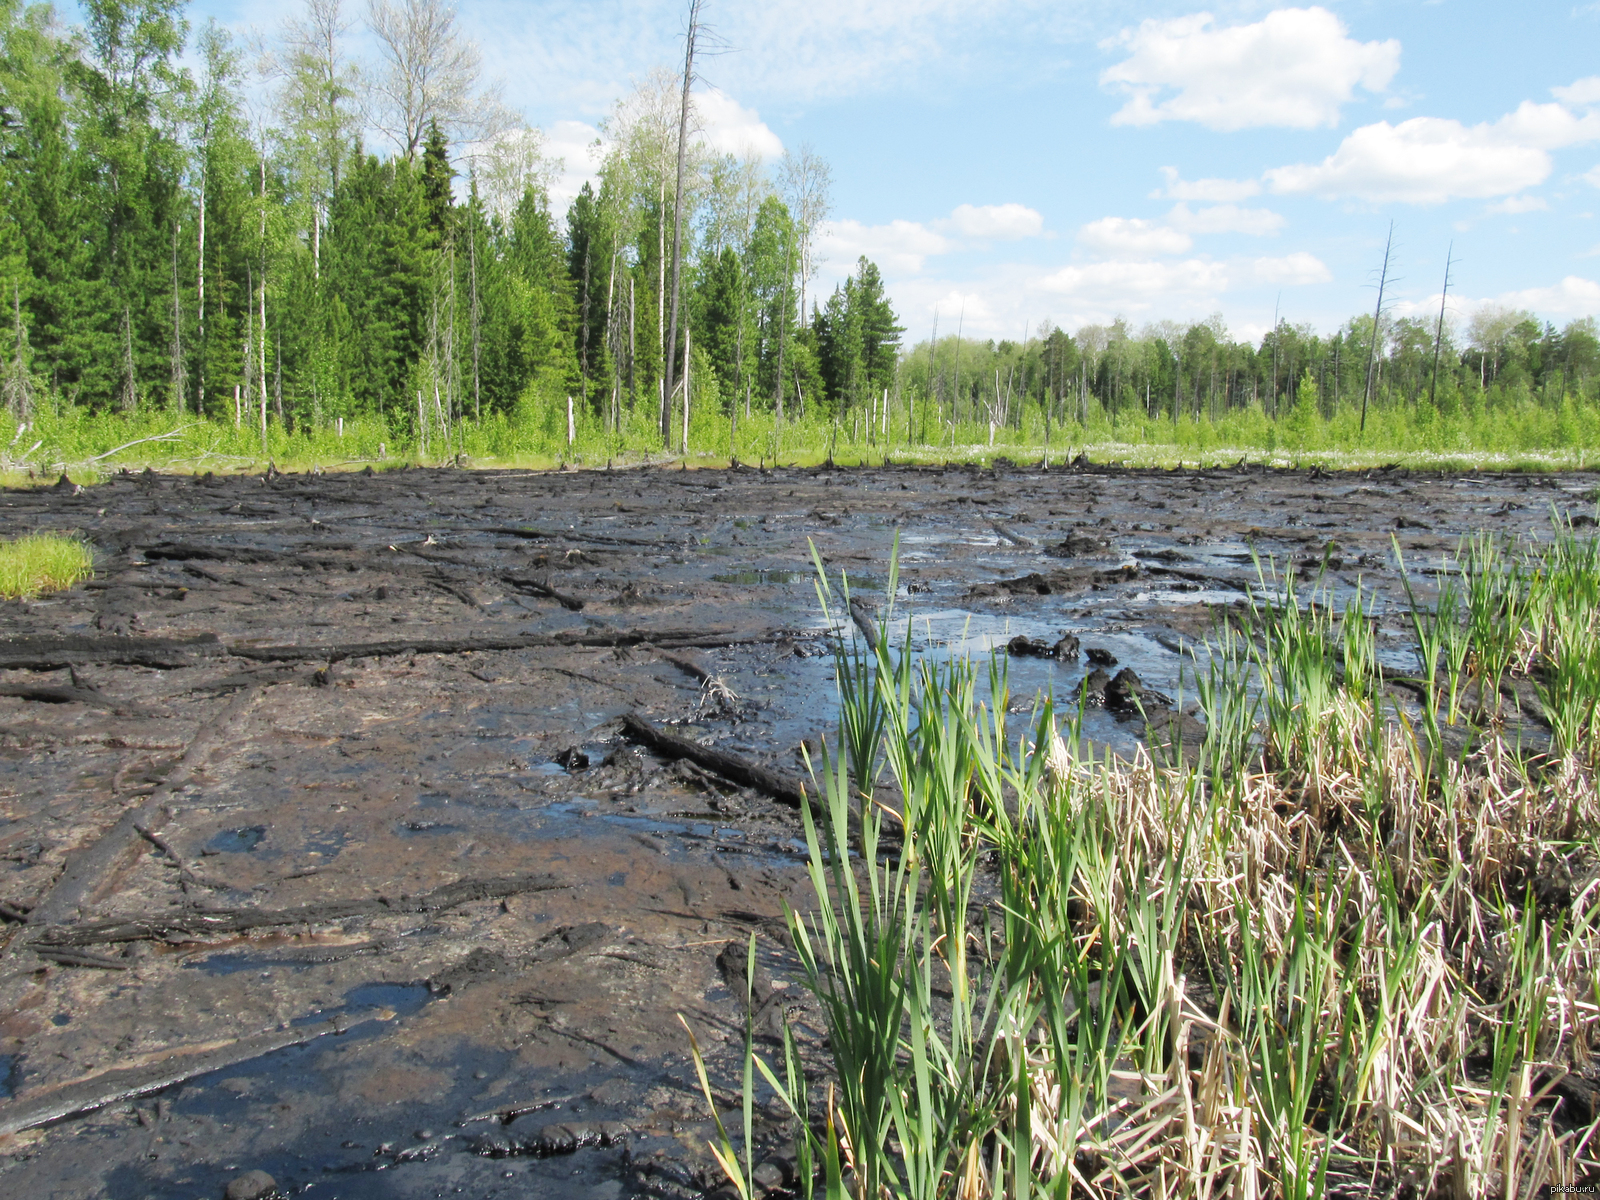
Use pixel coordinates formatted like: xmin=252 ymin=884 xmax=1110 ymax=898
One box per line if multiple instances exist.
xmin=0 ymin=0 xmax=1596 ymax=457
xmin=908 ymin=306 xmax=1600 ymax=441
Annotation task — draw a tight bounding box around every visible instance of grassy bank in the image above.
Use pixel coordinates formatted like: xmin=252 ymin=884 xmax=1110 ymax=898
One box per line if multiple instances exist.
xmin=694 ymin=528 xmax=1600 ymax=1199
xmin=3 ymin=390 xmax=1600 ymax=482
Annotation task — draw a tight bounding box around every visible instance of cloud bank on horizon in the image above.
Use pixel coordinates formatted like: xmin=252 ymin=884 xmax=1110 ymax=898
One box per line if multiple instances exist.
xmin=198 ymin=0 xmax=1600 ymax=345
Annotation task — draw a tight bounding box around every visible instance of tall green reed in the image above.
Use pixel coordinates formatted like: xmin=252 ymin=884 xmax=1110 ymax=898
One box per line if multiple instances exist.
xmin=701 ymin=519 xmax=1600 ymax=1200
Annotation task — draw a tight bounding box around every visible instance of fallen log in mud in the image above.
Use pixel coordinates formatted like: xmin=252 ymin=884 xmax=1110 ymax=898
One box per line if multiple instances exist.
xmin=657 ymin=650 xmax=713 ymax=683
xmin=143 ymin=543 xmax=289 ymax=565
xmin=20 ymin=686 xmax=261 ymax=932
xmin=619 ymin=713 xmax=811 ymax=810
xmin=0 ymin=1008 xmax=393 ymax=1137
xmin=989 ymin=520 xmax=1036 ymax=547
xmin=225 ymin=626 xmax=797 ymax=663
xmin=0 ymin=683 xmax=116 ymax=706
xmin=502 ymin=572 xmax=586 ymax=611
xmin=31 ymin=871 xmax=567 ymax=948
xmin=33 ymin=946 xmax=131 ymax=970
xmin=481 ymin=525 xmax=685 ymax=550
xmin=0 ymin=633 xmax=224 ymax=671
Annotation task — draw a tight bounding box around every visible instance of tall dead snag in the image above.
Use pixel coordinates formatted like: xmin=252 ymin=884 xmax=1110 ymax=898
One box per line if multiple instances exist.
xmin=1428 ymin=243 xmax=1454 ymax=412
xmin=469 ymin=198 xmax=481 ymax=421
xmin=170 ymin=221 xmax=186 ymax=412
xmin=1360 ymin=221 xmax=1394 ymax=434
xmin=6 ymin=285 xmax=32 ymax=421
xmin=661 ymin=0 xmax=702 ymax=445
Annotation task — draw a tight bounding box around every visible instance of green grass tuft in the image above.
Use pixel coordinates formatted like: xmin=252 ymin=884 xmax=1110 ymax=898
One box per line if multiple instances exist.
xmin=0 ymin=533 xmax=93 ymax=599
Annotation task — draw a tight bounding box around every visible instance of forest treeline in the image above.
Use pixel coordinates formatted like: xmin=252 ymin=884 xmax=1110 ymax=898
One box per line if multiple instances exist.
xmin=0 ymin=0 xmax=896 ymax=455
xmin=909 ymin=306 xmax=1600 ymax=448
xmin=1 ymin=0 xmax=1596 ymax=467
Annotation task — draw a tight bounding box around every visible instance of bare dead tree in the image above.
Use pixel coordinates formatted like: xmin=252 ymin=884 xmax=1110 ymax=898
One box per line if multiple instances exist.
xmin=170 ymin=220 xmax=186 ymax=412
xmin=773 ymin=220 xmax=793 ymax=422
xmin=662 ymin=0 xmax=704 ymax=443
xmin=475 ymin=124 xmax=557 ymax=223
xmin=5 ymin=285 xmax=32 ymax=421
xmin=281 ymin=0 xmax=359 ymax=212
xmin=604 ymin=243 xmax=619 ymax=433
xmin=779 ymin=144 xmax=832 ymax=322
xmin=596 ymin=70 xmax=680 ymax=438
xmin=952 ymin=304 xmax=964 ymax=427
xmin=120 ymin=307 xmax=137 ymax=412
xmin=365 ymin=0 xmax=504 ymax=160
xmin=468 ymin=192 xmax=481 ymax=421
xmin=1360 ymin=221 xmax=1394 ymax=434
xmin=1428 ymin=242 xmax=1455 ymax=412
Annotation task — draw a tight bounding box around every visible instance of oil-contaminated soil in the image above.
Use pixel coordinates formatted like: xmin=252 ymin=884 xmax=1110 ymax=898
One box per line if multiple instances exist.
xmin=0 ymin=459 xmax=1595 ymax=1199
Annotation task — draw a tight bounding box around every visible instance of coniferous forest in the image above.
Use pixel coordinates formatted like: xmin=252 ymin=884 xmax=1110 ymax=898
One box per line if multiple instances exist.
xmin=1 ymin=0 xmax=1598 ymax=471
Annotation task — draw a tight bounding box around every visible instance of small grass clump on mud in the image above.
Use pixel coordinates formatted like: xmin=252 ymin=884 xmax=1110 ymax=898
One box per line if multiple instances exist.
xmin=690 ymin=525 xmax=1600 ymax=1199
xmin=0 ymin=532 xmax=93 ymax=598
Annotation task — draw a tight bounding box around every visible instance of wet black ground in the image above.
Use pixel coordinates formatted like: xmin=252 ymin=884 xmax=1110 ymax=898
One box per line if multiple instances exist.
xmin=0 ymin=459 xmax=1595 ymax=1199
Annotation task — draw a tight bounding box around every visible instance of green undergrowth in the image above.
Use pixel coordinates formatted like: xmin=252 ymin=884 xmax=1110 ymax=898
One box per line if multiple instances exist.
xmin=2 ymin=391 xmax=1600 ymax=479
xmin=685 ymin=524 xmax=1600 ymax=1199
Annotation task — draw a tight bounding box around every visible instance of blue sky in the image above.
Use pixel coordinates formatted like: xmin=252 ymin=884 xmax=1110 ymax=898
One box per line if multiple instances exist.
xmin=170 ymin=1 xmax=1600 ymax=344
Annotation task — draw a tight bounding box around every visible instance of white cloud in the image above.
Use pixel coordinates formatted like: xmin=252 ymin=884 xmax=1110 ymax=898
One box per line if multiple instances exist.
xmin=1587 ymin=164 xmax=1600 ymax=189
xmin=470 ymin=0 xmax=1050 ymax=115
xmin=1078 ymin=216 xmax=1193 ymax=258
xmin=1395 ymin=276 xmax=1593 ymax=324
xmin=1245 ymin=253 xmax=1332 ymax=285
xmin=1496 ymin=100 xmax=1600 ymax=148
xmin=1264 ymin=119 xmax=1543 ymax=203
xmin=720 ymin=0 xmax=1001 ymax=102
xmin=1265 ymin=102 xmax=1600 ymax=204
xmin=923 ymin=289 xmax=1000 ymax=329
xmin=884 ymin=244 xmax=1336 ymax=344
xmin=1075 ymin=205 xmax=1283 ymax=260
xmin=1151 ymin=167 xmax=1261 ymax=202
xmin=939 ymin=203 xmax=1045 ymax=239
xmin=544 ymin=120 xmax=604 ymax=214
xmin=1392 ymin=278 xmax=1600 ymax=325
xmin=815 ymin=203 xmax=1043 ymax=282
xmin=694 ymin=88 xmax=784 ymax=160
xmin=1487 ymin=195 xmax=1549 ymax=214
xmin=1231 ymin=320 xmax=1275 ymax=344
xmin=537 ymin=91 xmax=778 ymax=216
xmin=1100 ymin=7 xmax=1400 ymax=131
xmin=1166 ymin=202 xmax=1285 ymax=236
xmin=1042 ymin=257 xmax=1228 ymax=305
xmin=1554 ymin=76 xmax=1600 ymax=107
xmin=1038 ymin=252 xmax=1327 ymax=307
xmin=818 ymin=218 xmax=953 ymax=276
xmin=1385 ymin=293 xmax=1453 ymax=322
xmin=1488 ymin=276 xmax=1600 ymax=318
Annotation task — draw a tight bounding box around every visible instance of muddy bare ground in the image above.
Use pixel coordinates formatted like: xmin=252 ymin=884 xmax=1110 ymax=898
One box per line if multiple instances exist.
xmin=0 ymin=459 xmax=1593 ymax=1199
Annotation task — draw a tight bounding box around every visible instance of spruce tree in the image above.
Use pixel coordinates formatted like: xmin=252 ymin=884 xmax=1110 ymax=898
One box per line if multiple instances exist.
xmin=324 ymin=152 xmax=430 ymax=416
xmin=566 ymin=182 xmax=612 ymax=413
xmin=421 ymin=120 xmax=453 ymax=238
